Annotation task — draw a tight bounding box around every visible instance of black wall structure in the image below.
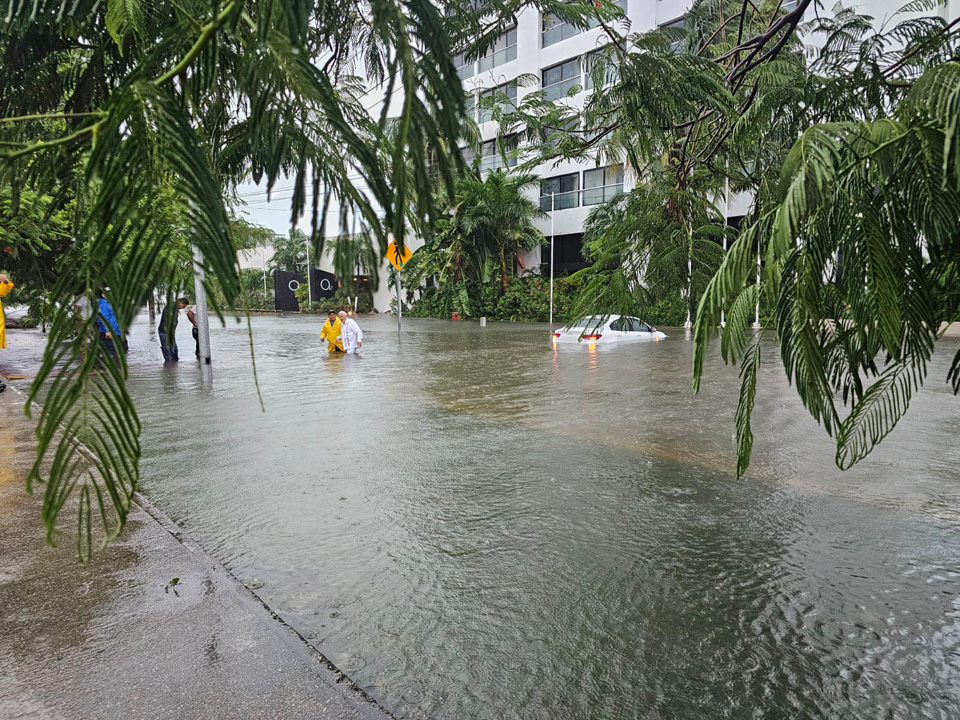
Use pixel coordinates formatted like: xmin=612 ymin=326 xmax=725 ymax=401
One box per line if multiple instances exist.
xmin=273 ymin=269 xmax=338 ymax=311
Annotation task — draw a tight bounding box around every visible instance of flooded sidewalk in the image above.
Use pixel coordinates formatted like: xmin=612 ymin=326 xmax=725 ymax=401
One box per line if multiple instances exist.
xmin=0 ymin=388 xmax=390 ymax=720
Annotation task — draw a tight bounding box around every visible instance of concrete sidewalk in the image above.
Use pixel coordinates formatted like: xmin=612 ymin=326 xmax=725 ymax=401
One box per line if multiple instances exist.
xmin=0 ymin=389 xmax=391 ymax=720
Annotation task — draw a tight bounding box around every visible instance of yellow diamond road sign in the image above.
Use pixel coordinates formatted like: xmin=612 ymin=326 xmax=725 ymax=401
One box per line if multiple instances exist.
xmin=386 ymin=241 xmax=412 ymax=270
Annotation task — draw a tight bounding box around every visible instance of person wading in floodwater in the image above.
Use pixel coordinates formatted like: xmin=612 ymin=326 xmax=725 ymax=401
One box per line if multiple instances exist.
xmin=320 ymin=310 xmax=344 ymax=354
xmin=0 ymin=273 xmax=14 ymax=392
xmin=96 ymin=288 xmax=123 ymax=358
xmin=338 ymin=310 xmax=363 ymax=355
xmin=183 ymin=298 xmax=199 ymax=360
xmin=158 ymin=298 xmax=188 ymax=363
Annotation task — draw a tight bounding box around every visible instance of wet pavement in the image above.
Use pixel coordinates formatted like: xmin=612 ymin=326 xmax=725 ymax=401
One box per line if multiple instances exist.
xmin=0 ymin=388 xmax=390 ymax=720
xmin=2 ymin=314 xmax=960 ymax=719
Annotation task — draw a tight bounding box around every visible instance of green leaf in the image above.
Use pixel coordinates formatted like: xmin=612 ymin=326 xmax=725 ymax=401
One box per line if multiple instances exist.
xmin=835 ymin=363 xmax=917 ymax=469
xmin=735 ymin=339 xmax=762 ymax=478
xmin=106 ymin=0 xmax=144 ymax=54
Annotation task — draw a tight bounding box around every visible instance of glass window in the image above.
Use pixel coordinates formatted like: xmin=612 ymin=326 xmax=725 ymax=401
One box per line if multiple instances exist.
xmin=582 ymin=166 xmax=624 ymax=205
xmin=584 ymin=50 xmax=620 ymax=91
xmin=479 ymin=135 xmax=519 ymax=171
xmin=478 ymin=26 xmax=518 ymax=73
xmin=540 ymin=173 xmax=580 ymax=211
xmin=480 ymin=81 xmax=517 ymax=123
xmin=541 ymin=11 xmax=581 ymax=48
xmin=543 ymin=0 xmax=628 ymax=47
xmin=454 ymin=52 xmax=475 ymax=80
xmin=542 ymin=58 xmax=581 ymax=101
xmin=464 ymin=93 xmax=476 ymax=122
xmin=547 ymin=118 xmax=579 ymax=145
xmin=659 ymin=16 xmax=686 ymax=53
xmin=543 ymin=233 xmax=589 ymax=274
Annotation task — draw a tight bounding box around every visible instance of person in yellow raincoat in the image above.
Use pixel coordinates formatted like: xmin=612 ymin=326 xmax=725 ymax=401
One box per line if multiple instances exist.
xmin=0 ymin=273 xmax=13 ymax=391
xmin=320 ymin=310 xmax=344 ymax=353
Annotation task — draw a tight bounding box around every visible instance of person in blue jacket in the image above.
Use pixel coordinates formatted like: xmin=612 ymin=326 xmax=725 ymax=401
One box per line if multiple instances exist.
xmin=96 ymin=288 xmax=123 ymax=358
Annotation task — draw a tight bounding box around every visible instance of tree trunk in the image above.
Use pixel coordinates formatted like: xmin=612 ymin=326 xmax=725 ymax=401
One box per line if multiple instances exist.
xmin=500 ymin=248 xmax=508 ymax=295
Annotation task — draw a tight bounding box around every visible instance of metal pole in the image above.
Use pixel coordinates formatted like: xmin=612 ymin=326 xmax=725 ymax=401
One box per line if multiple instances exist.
xmin=262 ymin=246 xmax=268 ymax=299
xmin=548 ymin=191 xmax=555 ymax=328
xmin=396 ymin=267 xmax=402 ymax=341
xmin=685 ymin=220 xmax=693 ymax=329
xmin=192 ymin=246 xmax=212 ymax=367
xmin=721 ymin=174 xmax=729 ymax=328
xmin=753 ymin=247 xmax=761 ymax=329
xmin=304 ymin=231 xmax=312 ymax=306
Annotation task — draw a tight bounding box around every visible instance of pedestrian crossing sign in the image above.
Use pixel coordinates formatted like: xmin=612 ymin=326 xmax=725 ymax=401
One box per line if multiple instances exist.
xmin=386 ymin=241 xmax=412 ymax=270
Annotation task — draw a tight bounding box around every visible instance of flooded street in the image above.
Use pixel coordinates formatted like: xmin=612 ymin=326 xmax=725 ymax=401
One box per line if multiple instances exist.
xmin=6 ymin=314 xmax=960 ymax=718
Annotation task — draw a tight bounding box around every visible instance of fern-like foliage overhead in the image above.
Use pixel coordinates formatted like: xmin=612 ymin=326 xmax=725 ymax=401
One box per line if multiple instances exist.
xmin=693 ymin=12 xmax=960 ymax=476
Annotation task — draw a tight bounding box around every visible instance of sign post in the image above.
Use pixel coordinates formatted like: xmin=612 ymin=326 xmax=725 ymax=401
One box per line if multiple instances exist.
xmin=386 ymin=240 xmax=412 ymax=341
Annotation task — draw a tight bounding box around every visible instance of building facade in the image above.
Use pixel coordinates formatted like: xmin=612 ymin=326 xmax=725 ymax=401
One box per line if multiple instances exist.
xmin=458 ymin=0 xmax=959 ymax=277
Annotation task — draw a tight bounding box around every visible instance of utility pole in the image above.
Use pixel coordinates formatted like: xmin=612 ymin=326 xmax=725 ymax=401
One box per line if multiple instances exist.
xmin=753 ymin=249 xmax=762 ymax=329
xmin=548 ymin=190 xmax=556 ymax=328
xmin=396 ymin=266 xmax=403 ymax=341
xmin=192 ymin=246 xmax=212 ymax=367
xmin=304 ymin=230 xmax=312 ymax=306
xmin=721 ymin=174 xmax=729 ymax=328
xmin=262 ymin=245 xmax=268 ymax=300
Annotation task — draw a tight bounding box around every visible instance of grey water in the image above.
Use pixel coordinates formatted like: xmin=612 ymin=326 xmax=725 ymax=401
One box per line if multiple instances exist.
xmin=17 ymin=314 xmax=960 ymax=718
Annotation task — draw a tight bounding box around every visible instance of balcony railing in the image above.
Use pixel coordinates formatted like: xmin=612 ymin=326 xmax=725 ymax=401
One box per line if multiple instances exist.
xmin=478 ymin=44 xmax=517 ymax=73
xmin=479 ymin=152 xmax=518 ymax=172
xmin=543 ymin=76 xmax=581 ymax=101
xmin=539 ymin=189 xmax=581 ymax=211
xmin=582 ymin=183 xmax=623 ymax=205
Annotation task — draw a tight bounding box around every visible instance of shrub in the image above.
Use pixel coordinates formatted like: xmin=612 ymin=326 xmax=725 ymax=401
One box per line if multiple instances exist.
xmin=408 ymin=275 xmax=579 ymax=323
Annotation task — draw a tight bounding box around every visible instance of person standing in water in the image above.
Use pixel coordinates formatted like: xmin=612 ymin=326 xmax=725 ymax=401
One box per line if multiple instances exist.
xmin=96 ymin=288 xmax=123 ymax=358
xmin=158 ymin=298 xmax=188 ymax=362
xmin=0 ymin=273 xmax=13 ymax=392
xmin=338 ymin=310 xmax=363 ymax=354
xmin=320 ymin=310 xmax=344 ymax=353
xmin=183 ymin=298 xmax=199 ymax=359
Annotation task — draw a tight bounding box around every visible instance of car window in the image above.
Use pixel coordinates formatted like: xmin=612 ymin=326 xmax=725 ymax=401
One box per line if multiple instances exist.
xmin=575 ymin=316 xmax=602 ymax=330
xmin=610 ymin=318 xmax=624 ymax=331
xmin=639 ymin=321 xmax=653 ymax=332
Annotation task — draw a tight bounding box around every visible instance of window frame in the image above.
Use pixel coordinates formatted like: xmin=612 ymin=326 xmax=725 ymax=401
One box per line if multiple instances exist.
xmin=582 ymin=165 xmax=625 ymax=206
xmin=584 ymin=49 xmax=620 ymax=91
xmin=479 ymin=135 xmax=520 ymax=171
xmin=541 ymin=58 xmax=582 ymax=101
xmin=454 ymin=51 xmax=475 ymax=80
xmin=658 ymin=15 xmax=686 ymax=53
xmin=540 ymin=172 xmax=580 ymax=211
xmin=479 ymin=80 xmax=518 ymax=124
xmin=478 ymin=26 xmax=518 ymax=73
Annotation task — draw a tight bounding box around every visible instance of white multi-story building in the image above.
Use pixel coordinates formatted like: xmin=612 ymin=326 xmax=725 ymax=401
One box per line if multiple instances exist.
xmin=457 ymin=0 xmax=958 ymax=277
xmin=244 ymin=0 xmax=958 ymax=312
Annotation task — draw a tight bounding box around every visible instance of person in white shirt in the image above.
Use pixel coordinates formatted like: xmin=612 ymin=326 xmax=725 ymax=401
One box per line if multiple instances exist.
xmin=338 ymin=311 xmax=363 ymax=354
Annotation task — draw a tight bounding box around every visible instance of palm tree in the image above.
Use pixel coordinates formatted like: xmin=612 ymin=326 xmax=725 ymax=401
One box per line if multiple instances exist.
xmin=451 ymin=170 xmax=545 ymax=295
xmin=268 ymin=230 xmax=308 ymax=275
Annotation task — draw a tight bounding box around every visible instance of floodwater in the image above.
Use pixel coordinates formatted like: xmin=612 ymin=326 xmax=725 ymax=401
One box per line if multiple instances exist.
xmin=7 ymin=314 xmax=960 ymax=718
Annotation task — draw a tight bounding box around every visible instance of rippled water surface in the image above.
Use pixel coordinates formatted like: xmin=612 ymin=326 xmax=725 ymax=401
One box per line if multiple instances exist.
xmin=12 ymin=314 xmax=960 ymax=718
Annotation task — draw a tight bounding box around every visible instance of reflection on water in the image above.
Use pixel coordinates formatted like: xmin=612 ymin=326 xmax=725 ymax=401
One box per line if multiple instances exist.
xmin=13 ymin=314 xmax=960 ymax=718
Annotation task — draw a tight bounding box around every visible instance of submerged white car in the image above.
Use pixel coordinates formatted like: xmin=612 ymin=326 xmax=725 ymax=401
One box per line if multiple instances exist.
xmin=552 ymin=315 xmax=667 ymax=344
